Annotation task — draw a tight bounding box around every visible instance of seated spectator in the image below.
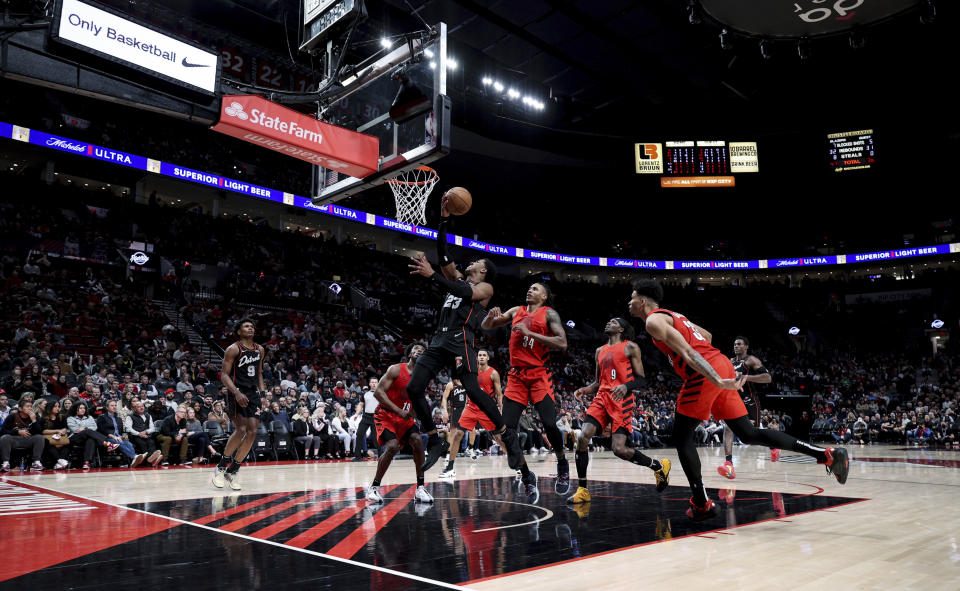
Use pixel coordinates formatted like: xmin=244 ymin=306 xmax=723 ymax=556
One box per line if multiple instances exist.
xmin=293 ymin=407 xmax=322 ymax=459
xmin=0 ymin=398 xmax=45 ymax=471
xmin=124 ymin=399 xmax=162 ymax=466
xmin=207 ymin=400 xmax=230 ymax=431
xmin=0 ymin=393 xmax=10 ymax=423
xmin=185 ymin=406 xmax=217 ymax=463
xmin=39 ymin=399 xmax=72 ymax=469
xmin=157 ymin=404 xmax=190 ymax=466
xmin=331 ymin=407 xmax=351 ymax=457
xmin=68 ymin=401 xmax=117 ymax=469
xmin=96 ymin=399 xmax=145 ymax=468
xmin=271 ymin=401 xmax=291 ymax=432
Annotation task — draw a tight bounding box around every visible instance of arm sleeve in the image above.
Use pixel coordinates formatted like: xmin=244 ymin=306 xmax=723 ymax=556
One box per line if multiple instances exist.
xmin=431 ymin=273 xmax=474 ymax=299
xmin=436 ymin=220 xmax=452 ymax=266
xmin=623 ymin=376 xmax=647 ymax=391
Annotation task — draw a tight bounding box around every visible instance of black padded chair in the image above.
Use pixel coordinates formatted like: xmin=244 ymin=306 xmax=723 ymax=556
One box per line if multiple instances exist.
xmin=270 ymin=421 xmax=298 ymax=460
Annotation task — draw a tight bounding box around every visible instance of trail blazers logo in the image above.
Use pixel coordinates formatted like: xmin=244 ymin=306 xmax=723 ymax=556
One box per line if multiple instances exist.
xmin=635 ymin=143 xmax=663 ymax=174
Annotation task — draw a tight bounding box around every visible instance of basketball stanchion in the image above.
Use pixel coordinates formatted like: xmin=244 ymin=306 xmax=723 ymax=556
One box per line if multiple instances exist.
xmin=385 ymin=165 xmax=439 ymax=227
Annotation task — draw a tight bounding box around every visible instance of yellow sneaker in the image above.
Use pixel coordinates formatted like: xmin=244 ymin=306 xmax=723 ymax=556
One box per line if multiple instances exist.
xmin=654 ymin=458 xmax=671 ymax=492
xmin=569 ymin=502 xmax=591 ymax=519
xmin=211 ymin=468 xmax=226 ymax=489
xmin=566 ymin=486 xmax=591 ymax=504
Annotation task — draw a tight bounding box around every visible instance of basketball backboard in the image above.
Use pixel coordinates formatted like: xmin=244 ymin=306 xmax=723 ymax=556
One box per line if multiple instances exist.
xmin=311 ymin=22 xmax=450 ymax=205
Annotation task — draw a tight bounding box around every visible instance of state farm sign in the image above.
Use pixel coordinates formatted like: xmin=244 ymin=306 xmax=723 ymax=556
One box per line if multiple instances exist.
xmin=211 ymin=95 xmax=378 ymax=178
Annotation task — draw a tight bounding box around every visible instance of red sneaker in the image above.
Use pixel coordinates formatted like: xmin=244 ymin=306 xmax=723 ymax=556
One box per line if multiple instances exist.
xmin=686 ymin=497 xmax=720 ymax=521
xmin=716 ymin=460 xmax=736 ymax=479
xmin=770 ymin=448 xmax=781 ymax=462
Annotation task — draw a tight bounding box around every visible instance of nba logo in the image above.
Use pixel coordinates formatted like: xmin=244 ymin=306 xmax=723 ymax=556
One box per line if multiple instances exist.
xmin=455 ymin=356 xmax=462 ymax=368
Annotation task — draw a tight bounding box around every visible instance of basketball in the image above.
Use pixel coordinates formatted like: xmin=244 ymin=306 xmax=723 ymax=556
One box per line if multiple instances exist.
xmin=444 ymin=187 xmax=472 ymax=215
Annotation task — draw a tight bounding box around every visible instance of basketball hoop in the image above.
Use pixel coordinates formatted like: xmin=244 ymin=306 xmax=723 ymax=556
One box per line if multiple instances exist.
xmin=386 ymin=166 xmax=438 ymax=227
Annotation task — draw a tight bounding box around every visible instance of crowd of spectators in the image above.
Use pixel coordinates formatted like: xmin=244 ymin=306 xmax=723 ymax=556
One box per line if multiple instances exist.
xmin=2 ymin=177 xmax=959 ymax=473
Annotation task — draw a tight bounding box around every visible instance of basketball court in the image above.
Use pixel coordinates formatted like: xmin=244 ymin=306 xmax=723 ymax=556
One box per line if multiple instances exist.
xmin=3 ymin=445 xmax=958 ymax=589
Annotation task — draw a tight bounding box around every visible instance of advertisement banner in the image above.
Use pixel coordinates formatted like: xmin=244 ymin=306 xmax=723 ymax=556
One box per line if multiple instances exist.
xmin=53 ymin=0 xmax=219 ymax=93
xmin=634 ymin=143 xmax=663 ymax=174
xmin=661 ymin=176 xmax=735 ymax=188
xmin=729 ymin=141 xmax=759 ymax=172
xmin=211 ymin=95 xmax=378 ymax=177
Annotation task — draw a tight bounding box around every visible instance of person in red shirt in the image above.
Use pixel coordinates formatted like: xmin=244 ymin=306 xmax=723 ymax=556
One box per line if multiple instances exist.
xmin=481 ymin=282 xmax=570 ymax=495
xmin=567 ymin=318 xmax=671 ymax=505
xmin=365 ymin=343 xmax=434 ymax=506
xmin=629 ymin=279 xmax=849 ymax=520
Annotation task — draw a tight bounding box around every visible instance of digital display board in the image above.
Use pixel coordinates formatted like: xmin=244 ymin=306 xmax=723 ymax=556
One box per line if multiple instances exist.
xmin=52 ymin=0 xmax=220 ymax=94
xmin=664 ymin=141 xmax=731 ymax=176
xmin=828 ymin=129 xmax=875 ymax=172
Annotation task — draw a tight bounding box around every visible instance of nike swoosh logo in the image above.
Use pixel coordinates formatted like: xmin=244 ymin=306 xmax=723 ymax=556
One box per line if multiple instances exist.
xmin=181 ymin=57 xmax=210 ymax=68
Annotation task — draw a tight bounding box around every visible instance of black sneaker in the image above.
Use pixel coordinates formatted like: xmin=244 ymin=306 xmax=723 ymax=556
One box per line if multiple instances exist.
xmin=522 ymin=471 xmax=539 ymax=504
xmin=555 ymin=459 xmax=571 ymax=496
xmin=500 ymin=427 xmax=524 ymax=470
xmin=422 ymin=439 xmax=449 ymax=471
xmin=824 ymin=447 xmax=850 ymax=484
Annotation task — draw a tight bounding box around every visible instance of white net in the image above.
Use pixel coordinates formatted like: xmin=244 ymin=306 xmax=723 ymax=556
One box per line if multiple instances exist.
xmin=386 ymin=166 xmax=438 ymax=227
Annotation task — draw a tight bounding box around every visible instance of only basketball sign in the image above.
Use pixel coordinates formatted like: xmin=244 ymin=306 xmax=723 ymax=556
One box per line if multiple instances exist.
xmin=635 ymin=143 xmax=663 ymax=174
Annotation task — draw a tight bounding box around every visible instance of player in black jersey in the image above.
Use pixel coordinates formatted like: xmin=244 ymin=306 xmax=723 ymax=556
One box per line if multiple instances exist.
xmin=406 ymin=196 xmax=524 ymax=472
xmin=717 ymin=336 xmax=775 ymax=480
xmin=212 ymin=318 xmax=265 ymax=491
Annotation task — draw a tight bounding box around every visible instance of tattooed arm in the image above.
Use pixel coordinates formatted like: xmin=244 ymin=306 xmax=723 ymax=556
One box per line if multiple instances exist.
xmin=645 ymin=314 xmax=744 ymax=390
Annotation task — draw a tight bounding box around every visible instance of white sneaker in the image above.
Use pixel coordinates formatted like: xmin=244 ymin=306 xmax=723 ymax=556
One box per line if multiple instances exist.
xmin=55 ymin=459 xmax=69 ymax=470
xmin=539 ymin=446 xmax=549 ymax=454
xmin=1 ymin=461 xmax=10 ymax=472
xmin=414 ymin=485 xmax=434 ymax=503
xmin=211 ymin=468 xmax=227 ymax=488
xmin=30 ymin=461 xmax=44 ymax=471
xmin=366 ymin=485 xmax=384 ymax=504
xmin=225 ymin=472 xmax=241 ymax=491
xmin=469 ymin=449 xmax=479 ymax=460
xmin=438 ymin=467 xmax=456 ymax=479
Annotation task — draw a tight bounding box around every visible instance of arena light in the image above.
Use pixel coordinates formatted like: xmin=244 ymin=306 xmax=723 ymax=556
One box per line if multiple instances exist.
xmin=931 ymin=319 xmax=945 ymax=329
xmin=429 ymin=61 xmax=436 ymax=69
xmin=507 ymin=88 xmax=520 ymax=99
xmin=493 ymin=81 xmax=504 ymax=92
xmin=380 ymin=37 xmax=393 ymax=49
xmin=447 ymin=57 xmax=457 ymax=70
xmin=482 ymin=77 xmax=492 ymax=85
xmin=424 ymin=48 xmax=434 ymax=58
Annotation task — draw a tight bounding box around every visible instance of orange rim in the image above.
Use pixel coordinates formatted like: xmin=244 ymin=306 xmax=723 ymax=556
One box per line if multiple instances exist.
xmin=385 ymin=166 xmax=437 ymax=186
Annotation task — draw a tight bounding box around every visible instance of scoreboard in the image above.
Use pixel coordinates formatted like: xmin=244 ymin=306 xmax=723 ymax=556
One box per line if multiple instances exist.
xmin=636 ymin=139 xmax=757 ymax=187
xmin=664 ymin=141 xmax=730 ymax=175
xmin=828 ymin=129 xmax=875 ymax=172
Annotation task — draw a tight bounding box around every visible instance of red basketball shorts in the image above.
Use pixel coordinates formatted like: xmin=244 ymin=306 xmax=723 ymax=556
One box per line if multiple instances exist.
xmin=457 ymin=400 xmax=496 ymax=432
xmin=374 ymin=411 xmax=417 ymax=445
xmin=675 ymin=356 xmax=748 ymax=421
xmin=504 ymin=367 xmax=555 ymax=406
xmin=586 ymin=390 xmax=634 ymax=435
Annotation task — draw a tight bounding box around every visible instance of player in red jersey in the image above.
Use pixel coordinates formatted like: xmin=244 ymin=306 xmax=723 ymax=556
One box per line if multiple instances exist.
xmin=439 ymin=350 xmax=504 ymax=479
xmin=717 ymin=336 xmax=777 ymax=480
xmin=629 ymin=279 xmax=849 ymax=520
xmin=567 ymin=318 xmax=671 ymax=505
xmin=365 ymin=343 xmax=434 ymax=505
xmin=481 ymin=282 xmax=569 ymax=496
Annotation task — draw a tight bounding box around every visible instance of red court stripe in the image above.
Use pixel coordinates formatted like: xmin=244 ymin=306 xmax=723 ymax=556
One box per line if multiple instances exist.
xmin=221 ymin=490 xmax=322 ymax=532
xmin=193 ymin=492 xmax=289 ymax=525
xmin=248 ymin=488 xmax=359 ymax=540
xmin=284 ymin=485 xmax=398 ymax=549
xmin=325 ymin=485 xmax=416 ymax=559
